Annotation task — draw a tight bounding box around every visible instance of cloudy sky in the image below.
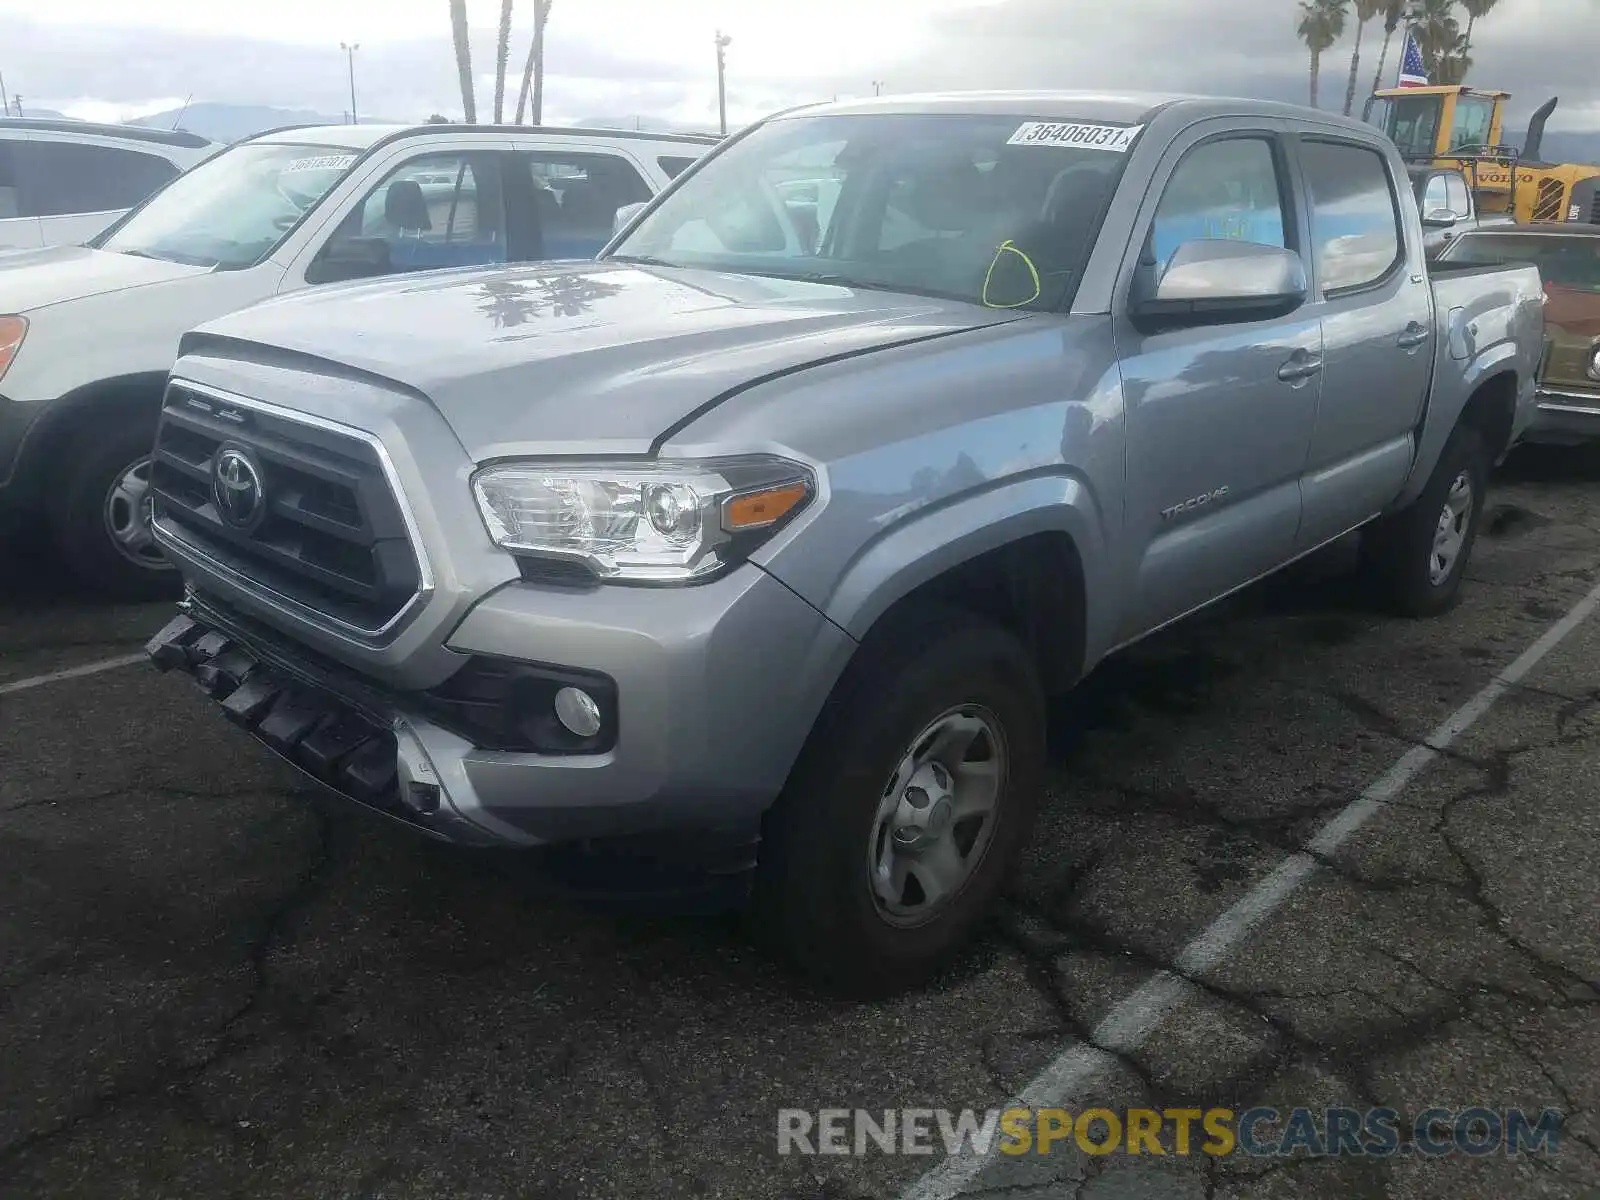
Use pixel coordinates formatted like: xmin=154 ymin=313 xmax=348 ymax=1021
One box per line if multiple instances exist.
xmin=2 ymin=0 xmax=1597 ymax=133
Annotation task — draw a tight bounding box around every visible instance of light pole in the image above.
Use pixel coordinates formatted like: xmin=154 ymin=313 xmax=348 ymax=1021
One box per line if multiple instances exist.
xmin=872 ymin=80 xmax=884 ymax=96
xmin=340 ymin=41 xmax=360 ymax=124
xmin=0 ymin=69 xmax=10 ymax=120
xmin=714 ymin=30 xmax=732 ymax=136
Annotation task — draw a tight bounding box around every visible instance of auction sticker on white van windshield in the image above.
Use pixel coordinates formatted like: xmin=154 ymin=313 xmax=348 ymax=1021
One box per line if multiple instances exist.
xmin=1006 ymin=122 xmax=1144 ymax=152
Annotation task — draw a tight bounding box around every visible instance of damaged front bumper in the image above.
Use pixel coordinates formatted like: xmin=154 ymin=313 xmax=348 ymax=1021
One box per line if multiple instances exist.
xmin=145 ymin=595 xmax=767 ymax=901
xmin=145 ymin=600 xmax=507 ymax=848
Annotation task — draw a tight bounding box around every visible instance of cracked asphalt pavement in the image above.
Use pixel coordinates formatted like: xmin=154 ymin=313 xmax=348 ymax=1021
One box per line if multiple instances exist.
xmin=3 ymin=445 xmax=1599 ymax=1200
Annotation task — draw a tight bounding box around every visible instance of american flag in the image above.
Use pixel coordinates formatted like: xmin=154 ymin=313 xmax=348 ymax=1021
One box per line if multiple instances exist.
xmin=1397 ymin=30 xmax=1429 ymax=87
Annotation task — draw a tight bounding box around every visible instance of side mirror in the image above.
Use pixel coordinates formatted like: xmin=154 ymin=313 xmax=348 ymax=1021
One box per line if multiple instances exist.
xmin=613 ymin=201 xmax=649 ymax=236
xmin=1136 ymin=239 xmax=1308 ymax=319
xmin=1422 ymin=208 xmax=1458 ymax=228
xmin=307 ymin=237 xmax=392 ymax=285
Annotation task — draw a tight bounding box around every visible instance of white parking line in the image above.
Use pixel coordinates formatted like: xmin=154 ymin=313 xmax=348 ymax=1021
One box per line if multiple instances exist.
xmin=0 ymin=652 xmax=148 ymax=697
xmin=903 ymin=574 xmax=1600 ymax=1200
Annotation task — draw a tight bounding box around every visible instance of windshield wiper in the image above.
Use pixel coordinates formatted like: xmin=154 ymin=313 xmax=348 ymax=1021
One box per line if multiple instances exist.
xmin=607 ymin=253 xmax=680 ymax=268
xmin=735 ymin=267 xmax=973 ymax=304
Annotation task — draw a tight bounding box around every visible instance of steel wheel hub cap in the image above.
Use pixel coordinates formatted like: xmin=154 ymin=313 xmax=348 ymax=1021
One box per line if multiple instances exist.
xmin=868 ymin=706 xmax=1007 ymax=927
xmin=1429 ymin=470 xmax=1474 ymax=586
xmin=103 ymin=456 xmax=168 ymax=571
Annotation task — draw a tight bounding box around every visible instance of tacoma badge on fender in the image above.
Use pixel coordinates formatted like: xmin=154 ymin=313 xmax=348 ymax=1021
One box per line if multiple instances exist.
xmin=1161 ymin=485 xmax=1231 ymax=521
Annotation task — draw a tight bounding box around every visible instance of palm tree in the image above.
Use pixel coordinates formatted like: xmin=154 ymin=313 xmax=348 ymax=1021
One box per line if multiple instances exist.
xmin=1454 ymin=0 xmax=1501 ymax=82
xmin=449 ymin=0 xmax=477 ymax=122
xmin=1367 ymin=0 xmax=1405 ymax=100
xmin=515 ymin=0 xmax=555 ymax=126
xmin=1343 ymin=0 xmax=1387 ymax=115
xmin=493 ymin=0 xmax=516 ymax=122
xmin=1297 ymin=0 xmax=1348 ymax=109
xmin=1437 ymin=31 xmax=1474 ymax=84
xmin=1414 ymin=0 xmax=1462 ymax=78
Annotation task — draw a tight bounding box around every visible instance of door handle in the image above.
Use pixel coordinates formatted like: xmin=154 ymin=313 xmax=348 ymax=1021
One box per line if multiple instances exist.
xmin=1277 ymin=355 xmax=1323 ymax=382
xmin=1397 ymin=323 xmax=1432 ymax=349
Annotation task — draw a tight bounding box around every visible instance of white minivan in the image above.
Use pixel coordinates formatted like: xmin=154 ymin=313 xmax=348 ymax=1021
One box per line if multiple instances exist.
xmin=0 ymin=118 xmax=220 ymax=252
xmin=0 ymin=120 xmax=718 ymax=597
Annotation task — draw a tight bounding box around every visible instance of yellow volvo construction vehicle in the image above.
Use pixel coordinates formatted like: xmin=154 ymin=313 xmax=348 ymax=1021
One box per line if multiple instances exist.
xmin=1369 ymin=84 xmax=1600 ymax=226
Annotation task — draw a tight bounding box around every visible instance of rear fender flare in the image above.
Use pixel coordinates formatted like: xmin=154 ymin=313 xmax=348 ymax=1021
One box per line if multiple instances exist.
xmin=1395 ymin=343 xmax=1523 ymax=511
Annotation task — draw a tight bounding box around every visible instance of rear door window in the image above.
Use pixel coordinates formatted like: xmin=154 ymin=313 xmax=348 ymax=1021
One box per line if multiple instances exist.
xmin=522 ymin=149 xmax=653 ymax=259
xmin=1298 ymin=139 xmax=1404 ymax=293
xmin=17 ymin=141 xmax=179 ymax=216
xmin=0 ymin=138 xmax=19 ymax=219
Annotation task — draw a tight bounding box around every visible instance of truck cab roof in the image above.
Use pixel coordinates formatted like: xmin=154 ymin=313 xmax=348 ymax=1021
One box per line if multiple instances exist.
xmin=778 ymin=89 xmax=1382 ymax=136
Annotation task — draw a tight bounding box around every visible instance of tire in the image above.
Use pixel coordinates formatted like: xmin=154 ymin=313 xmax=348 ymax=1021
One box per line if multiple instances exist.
xmin=47 ymin=410 xmax=180 ymax=602
xmin=753 ymin=603 xmax=1046 ymax=997
xmin=1359 ymin=422 xmax=1489 ymax=618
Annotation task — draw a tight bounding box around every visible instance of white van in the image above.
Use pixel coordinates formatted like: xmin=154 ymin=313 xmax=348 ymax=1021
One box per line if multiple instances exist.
xmin=0 ymin=120 xmax=718 ymax=596
xmin=0 ymin=119 xmax=220 ymax=252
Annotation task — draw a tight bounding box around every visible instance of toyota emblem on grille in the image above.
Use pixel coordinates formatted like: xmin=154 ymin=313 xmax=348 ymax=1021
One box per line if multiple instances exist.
xmin=212 ymin=447 xmax=265 ymax=529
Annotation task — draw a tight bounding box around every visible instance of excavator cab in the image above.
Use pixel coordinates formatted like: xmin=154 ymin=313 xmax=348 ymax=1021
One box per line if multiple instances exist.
xmin=1371 ymin=85 xmax=1509 ymax=161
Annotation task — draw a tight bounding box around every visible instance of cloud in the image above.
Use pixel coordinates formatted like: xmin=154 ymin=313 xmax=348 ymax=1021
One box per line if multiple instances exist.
xmin=1 ymin=0 xmax=1594 ymax=134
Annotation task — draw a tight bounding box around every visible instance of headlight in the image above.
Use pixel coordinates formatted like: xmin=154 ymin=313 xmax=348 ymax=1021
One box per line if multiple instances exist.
xmin=470 ymin=455 xmax=816 ymax=583
xmin=0 ymin=316 xmax=27 ymax=383
xmin=1589 ymin=344 xmax=1600 ymax=382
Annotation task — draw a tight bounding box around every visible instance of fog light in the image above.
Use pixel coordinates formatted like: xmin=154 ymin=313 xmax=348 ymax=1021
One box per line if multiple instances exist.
xmin=553 ymin=686 xmax=602 ymax=738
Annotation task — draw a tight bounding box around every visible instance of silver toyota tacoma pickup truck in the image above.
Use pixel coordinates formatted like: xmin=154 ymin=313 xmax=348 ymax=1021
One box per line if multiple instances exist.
xmin=144 ymin=92 xmax=1544 ymax=995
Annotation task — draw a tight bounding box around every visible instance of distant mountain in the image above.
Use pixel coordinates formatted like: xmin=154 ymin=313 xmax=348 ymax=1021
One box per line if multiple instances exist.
xmin=128 ymin=103 xmax=401 ymax=144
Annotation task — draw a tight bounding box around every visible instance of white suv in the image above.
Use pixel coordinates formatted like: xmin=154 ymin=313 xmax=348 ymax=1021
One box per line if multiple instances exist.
xmin=0 ymin=118 xmax=220 ymax=252
xmin=0 ymin=120 xmax=717 ymax=597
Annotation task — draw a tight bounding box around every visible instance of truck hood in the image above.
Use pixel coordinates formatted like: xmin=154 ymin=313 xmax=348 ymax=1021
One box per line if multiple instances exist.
xmin=0 ymin=244 xmax=209 ymax=313
xmin=185 ymin=260 xmax=1023 ymax=457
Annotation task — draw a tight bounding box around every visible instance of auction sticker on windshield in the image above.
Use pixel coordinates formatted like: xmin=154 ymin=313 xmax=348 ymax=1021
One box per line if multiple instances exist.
xmin=284 ymin=154 xmax=358 ymax=173
xmin=1007 ymin=122 xmax=1144 ymax=152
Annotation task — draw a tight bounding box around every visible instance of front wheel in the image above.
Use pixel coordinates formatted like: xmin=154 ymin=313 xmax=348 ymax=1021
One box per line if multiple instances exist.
xmin=754 ymin=604 xmax=1046 ymax=997
xmin=1359 ymin=423 xmax=1488 ymax=618
xmin=47 ymin=412 xmax=181 ymax=602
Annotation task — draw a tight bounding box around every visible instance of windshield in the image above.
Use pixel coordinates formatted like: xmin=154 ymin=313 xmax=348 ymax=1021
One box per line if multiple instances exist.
xmin=93 ymin=142 xmax=361 ymax=270
xmin=607 ymin=112 xmax=1139 ymax=312
xmin=1444 ymin=233 xmax=1600 ymax=292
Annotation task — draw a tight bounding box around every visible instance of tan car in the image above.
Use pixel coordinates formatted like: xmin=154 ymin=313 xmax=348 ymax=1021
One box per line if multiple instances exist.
xmin=1437 ymin=224 xmax=1600 ymax=444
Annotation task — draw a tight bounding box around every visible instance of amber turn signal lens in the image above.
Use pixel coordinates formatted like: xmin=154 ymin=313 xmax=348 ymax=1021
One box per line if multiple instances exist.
xmin=722 ymin=482 xmax=809 ymax=531
xmin=0 ymin=316 xmax=27 ymax=382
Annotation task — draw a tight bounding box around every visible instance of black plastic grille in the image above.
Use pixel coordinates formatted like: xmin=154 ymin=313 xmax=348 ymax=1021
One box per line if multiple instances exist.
xmin=150 ymin=383 xmax=422 ymax=632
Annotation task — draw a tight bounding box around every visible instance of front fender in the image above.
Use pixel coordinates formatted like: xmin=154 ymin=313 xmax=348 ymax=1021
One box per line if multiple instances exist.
xmin=814 ymin=469 xmax=1113 ymax=656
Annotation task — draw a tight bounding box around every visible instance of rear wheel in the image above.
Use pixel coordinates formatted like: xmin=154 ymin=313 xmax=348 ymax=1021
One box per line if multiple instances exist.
xmin=47 ymin=411 xmax=180 ymax=602
xmin=754 ymin=604 xmax=1046 ymax=997
xmin=1360 ymin=422 xmax=1488 ymax=618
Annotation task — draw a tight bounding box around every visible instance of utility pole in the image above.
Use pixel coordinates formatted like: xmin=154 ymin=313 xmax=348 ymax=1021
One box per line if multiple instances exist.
xmin=340 ymin=41 xmax=360 ymax=124
xmin=0 ymin=69 xmax=9 ymax=120
xmin=714 ymin=30 xmax=731 ymax=136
